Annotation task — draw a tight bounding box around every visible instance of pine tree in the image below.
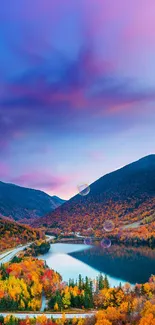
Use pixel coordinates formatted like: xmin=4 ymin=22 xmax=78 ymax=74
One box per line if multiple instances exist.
xmin=48 ymin=295 xmax=56 ymax=310
xmin=98 ymin=273 xmax=104 ymax=290
xmin=78 ymin=274 xmax=82 ymax=290
xmin=84 ymin=292 xmax=89 ymax=309
xmin=104 ymin=275 xmax=110 ymax=289
xmin=89 ymin=280 xmax=94 ymax=308
xmin=95 ymin=276 xmax=99 ymax=293
xmin=56 ymin=292 xmax=63 ymax=311
xmin=119 ymin=282 xmax=122 ymax=289
xmin=85 ymin=276 xmax=89 ymax=293
xmin=0 ymin=264 xmax=8 ymax=280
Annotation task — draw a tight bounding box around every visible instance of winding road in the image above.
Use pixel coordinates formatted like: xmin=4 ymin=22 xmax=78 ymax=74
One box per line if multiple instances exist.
xmin=0 ymin=235 xmax=54 ymax=265
xmin=0 ymin=245 xmax=31 ymax=265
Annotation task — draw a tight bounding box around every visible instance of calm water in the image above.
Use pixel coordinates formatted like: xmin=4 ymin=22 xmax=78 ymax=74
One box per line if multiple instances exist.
xmin=39 ymin=243 xmax=155 ymax=286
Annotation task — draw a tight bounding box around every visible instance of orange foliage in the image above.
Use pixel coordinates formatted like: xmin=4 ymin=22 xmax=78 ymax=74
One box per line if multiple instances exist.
xmin=0 ymin=217 xmax=44 ymax=252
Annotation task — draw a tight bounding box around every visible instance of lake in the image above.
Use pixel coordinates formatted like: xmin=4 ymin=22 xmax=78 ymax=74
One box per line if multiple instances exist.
xmin=39 ymin=243 xmax=155 ymax=286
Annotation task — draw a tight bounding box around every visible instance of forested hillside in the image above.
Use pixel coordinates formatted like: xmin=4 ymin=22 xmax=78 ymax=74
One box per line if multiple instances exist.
xmin=32 ymin=155 xmax=155 ymax=243
xmin=0 ymin=217 xmax=44 ymax=252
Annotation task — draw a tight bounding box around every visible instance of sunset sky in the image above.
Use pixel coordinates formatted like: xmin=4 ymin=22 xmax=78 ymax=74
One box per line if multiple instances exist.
xmin=0 ymin=0 xmax=155 ymax=199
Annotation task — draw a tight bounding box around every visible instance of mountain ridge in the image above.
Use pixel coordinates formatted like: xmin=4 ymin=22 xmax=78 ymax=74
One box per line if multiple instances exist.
xmin=32 ymin=154 xmax=155 ymax=234
xmin=0 ymin=180 xmax=66 ymax=221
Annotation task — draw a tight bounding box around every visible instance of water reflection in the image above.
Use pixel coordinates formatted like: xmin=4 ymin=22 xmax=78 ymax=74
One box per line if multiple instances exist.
xmin=39 ymin=243 xmax=126 ymax=286
xmin=70 ymin=244 xmax=155 ymax=284
xmin=39 ymin=243 xmax=155 ymax=286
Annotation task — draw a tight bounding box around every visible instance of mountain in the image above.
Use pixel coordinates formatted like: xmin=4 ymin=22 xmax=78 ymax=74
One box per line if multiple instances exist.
xmin=0 ymin=216 xmax=44 ymax=252
xmin=32 ymin=155 xmax=155 ymax=234
xmin=0 ymin=181 xmax=66 ymax=221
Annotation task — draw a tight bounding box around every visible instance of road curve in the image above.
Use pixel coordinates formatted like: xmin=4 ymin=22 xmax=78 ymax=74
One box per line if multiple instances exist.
xmin=0 ymin=245 xmax=31 ymax=265
xmin=0 ymin=236 xmax=55 ymax=265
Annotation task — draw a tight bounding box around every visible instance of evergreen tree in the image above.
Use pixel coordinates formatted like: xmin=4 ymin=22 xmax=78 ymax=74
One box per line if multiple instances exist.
xmin=0 ymin=297 xmax=18 ymax=311
xmin=89 ymin=280 xmax=94 ymax=308
xmin=78 ymin=274 xmax=82 ymax=290
xmin=6 ymin=315 xmax=18 ymax=325
xmin=119 ymin=282 xmax=122 ymax=289
xmin=84 ymin=292 xmax=93 ymax=309
xmin=104 ymin=275 xmax=110 ymax=289
xmin=0 ymin=264 xmax=8 ymax=280
xmin=69 ymin=278 xmax=75 ymax=287
xmin=95 ymin=276 xmax=99 ymax=293
xmin=85 ymin=276 xmax=89 ymax=293
xmin=98 ymin=273 xmax=104 ymax=290
xmin=10 ymin=256 xmax=22 ymax=264
xmin=79 ymin=294 xmax=85 ymax=308
xmin=70 ymin=292 xmax=75 ymax=307
xmin=56 ymin=292 xmax=63 ymax=311
xmin=90 ymin=280 xmax=93 ymax=295
xmin=48 ymin=295 xmax=56 ymax=310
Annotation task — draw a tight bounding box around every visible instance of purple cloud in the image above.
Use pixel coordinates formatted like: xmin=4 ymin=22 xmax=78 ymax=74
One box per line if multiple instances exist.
xmin=1 ymin=46 xmax=154 ymax=145
xmin=0 ymin=0 xmax=155 ymax=198
xmin=0 ymin=162 xmax=10 ymax=178
xmin=11 ymin=171 xmax=68 ymax=192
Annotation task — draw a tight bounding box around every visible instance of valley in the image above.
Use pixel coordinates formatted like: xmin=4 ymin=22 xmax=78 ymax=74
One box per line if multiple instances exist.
xmin=0 ymin=155 xmax=155 ymax=325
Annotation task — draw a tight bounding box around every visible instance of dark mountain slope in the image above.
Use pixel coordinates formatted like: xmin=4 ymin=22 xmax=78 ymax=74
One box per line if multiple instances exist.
xmin=32 ymin=155 xmax=155 ymax=233
xmin=0 ymin=181 xmax=65 ymax=221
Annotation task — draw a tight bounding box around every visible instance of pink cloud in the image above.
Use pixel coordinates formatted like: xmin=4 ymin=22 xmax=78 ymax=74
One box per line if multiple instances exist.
xmin=122 ymin=1 xmax=155 ymax=47
xmin=11 ymin=171 xmax=69 ymax=192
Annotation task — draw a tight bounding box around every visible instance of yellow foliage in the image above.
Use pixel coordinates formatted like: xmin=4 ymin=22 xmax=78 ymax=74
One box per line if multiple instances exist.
xmin=56 ymin=313 xmax=66 ymax=325
xmin=54 ymin=302 xmax=59 ymax=311
xmin=95 ymin=311 xmax=112 ymax=325
xmin=4 ymin=315 xmax=18 ymax=324
xmin=141 ymin=301 xmax=155 ymax=317
xmin=72 ymin=316 xmax=77 ymax=324
xmin=20 ymin=299 xmax=25 ymax=309
xmin=36 ymin=314 xmax=47 ymax=325
xmin=77 ymin=319 xmax=84 ymax=325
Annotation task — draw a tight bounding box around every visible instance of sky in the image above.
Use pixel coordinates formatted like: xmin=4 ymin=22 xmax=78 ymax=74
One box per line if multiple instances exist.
xmin=0 ymin=0 xmax=155 ymax=199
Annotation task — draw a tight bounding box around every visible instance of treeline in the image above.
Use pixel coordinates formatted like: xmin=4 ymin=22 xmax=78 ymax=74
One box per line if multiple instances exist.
xmin=48 ymin=274 xmax=109 ymax=311
xmin=110 ymin=232 xmax=155 ymax=248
